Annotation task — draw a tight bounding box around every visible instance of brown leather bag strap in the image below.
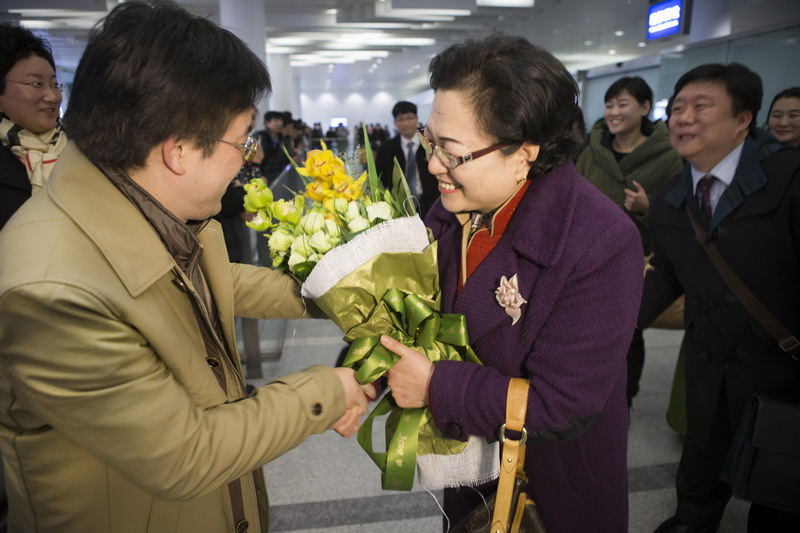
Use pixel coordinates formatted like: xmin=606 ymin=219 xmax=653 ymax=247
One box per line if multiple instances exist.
xmin=227 ymin=478 xmax=249 ymax=533
xmin=491 ymin=378 xmax=530 ymax=533
xmin=687 ymin=208 xmax=800 ymax=357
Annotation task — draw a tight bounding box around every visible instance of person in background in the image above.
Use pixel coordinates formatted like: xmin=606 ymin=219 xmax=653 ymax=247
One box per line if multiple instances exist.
xmin=0 ymin=23 xmax=67 ymax=230
xmin=255 ymin=110 xmax=286 ymax=181
xmin=575 ymin=76 xmax=684 ymax=408
xmin=0 ymin=2 xmax=367 ymax=532
xmin=376 ymin=34 xmax=642 ymax=532
xmin=767 ymin=86 xmax=800 ymax=149
xmin=0 ymin=25 xmax=67 ymax=532
xmin=375 ymin=100 xmax=438 ymax=216
xmin=639 ymin=63 xmax=800 ymax=533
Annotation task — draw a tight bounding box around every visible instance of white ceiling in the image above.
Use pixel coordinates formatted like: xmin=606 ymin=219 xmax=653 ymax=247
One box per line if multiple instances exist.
xmin=1 ymin=0 xmax=796 ymax=98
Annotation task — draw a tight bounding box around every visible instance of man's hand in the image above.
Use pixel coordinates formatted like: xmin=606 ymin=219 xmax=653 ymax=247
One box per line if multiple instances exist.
xmin=330 ymin=367 xmax=368 ymax=438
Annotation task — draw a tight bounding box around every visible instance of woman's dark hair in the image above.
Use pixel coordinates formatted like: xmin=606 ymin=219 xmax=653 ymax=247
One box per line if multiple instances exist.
xmin=604 ymin=76 xmax=654 ymax=134
xmin=0 ymin=24 xmax=56 ymax=96
xmin=428 ymin=33 xmax=584 ymax=178
xmin=672 ymin=63 xmax=762 ymax=135
xmin=64 ymin=0 xmax=270 ymax=173
xmin=767 ymin=87 xmax=800 ymax=117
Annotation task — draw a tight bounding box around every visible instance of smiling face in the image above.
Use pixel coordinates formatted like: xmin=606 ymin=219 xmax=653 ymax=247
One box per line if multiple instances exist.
xmin=178 ymin=110 xmax=253 ymax=221
xmin=604 ymin=89 xmax=651 ymax=137
xmin=768 ymin=96 xmax=800 ymax=148
xmin=425 ymin=89 xmax=535 ymax=214
xmin=669 ymin=80 xmax=752 ymax=173
xmin=394 ymin=111 xmax=419 ymax=140
xmin=0 ymin=54 xmax=62 ymax=134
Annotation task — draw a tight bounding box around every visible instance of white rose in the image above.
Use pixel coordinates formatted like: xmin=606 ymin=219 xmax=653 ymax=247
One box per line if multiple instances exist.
xmin=299 ymin=210 xmax=326 ymax=235
xmin=309 ymin=230 xmax=334 ymax=254
xmin=268 ymin=227 xmax=294 ymax=252
xmin=290 ymin=234 xmax=314 ymax=257
xmin=324 ymin=219 xmax=342 ymax=238
xmin=345 ymin=201 xmax=362 ymax=222
xmin=348 ymin=216 xmax=371 ymax=233
xmin=366 ymin=201 xmax=392 ymax=223
xmin=332 ymin=197 xmax=349 ymax=215
xmin=287 ymin=251 xmax=307 ymax=270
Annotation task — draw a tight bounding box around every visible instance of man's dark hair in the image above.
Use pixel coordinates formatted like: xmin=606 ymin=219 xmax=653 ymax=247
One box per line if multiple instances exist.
xmin=673 ymin=63 xmax=762 ymax=135
xmin=0 ymin=24 xmax=56 ymax=96
xmin=263 ymin=111 xmax=284 ymax=124
xmin=392 ymin=101 xmax=417 ymax=119
xmin=605 ymin=76 xmax=654 ymax=134
xmin=64 ymin=0 xmax=270 ymax=173
xmin=429 ymin=33 xmax=584 ymax=178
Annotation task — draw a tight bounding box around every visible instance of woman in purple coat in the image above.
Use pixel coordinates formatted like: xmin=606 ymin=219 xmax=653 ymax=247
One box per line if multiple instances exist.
xmin=378 ymin=35 xmax=643 ymax=532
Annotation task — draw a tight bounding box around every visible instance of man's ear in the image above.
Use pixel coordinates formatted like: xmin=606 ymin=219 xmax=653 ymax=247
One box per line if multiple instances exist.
xmin=161 ymin=137 xmax=188 ymax=175
xmin=736 ymin=110 xmax=754 ymax=136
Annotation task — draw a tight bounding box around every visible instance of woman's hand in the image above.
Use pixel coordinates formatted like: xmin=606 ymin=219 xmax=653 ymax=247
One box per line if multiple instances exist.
xmin=624 ymin=180 xmax=650 ymax=213
xmin=382 ymin=335 xmax=434 ymax=408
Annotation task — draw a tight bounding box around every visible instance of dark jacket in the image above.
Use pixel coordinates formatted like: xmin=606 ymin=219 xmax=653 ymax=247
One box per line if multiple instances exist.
xmin=425 ymin=162 xmax=643 ymax=532
xmin=375 ymin=135 xmax=438 ymax=217
xmin=0 ymin=146 xmax=30 ymax=230
xmin=639 ymin=136 xmax=800 ymax=448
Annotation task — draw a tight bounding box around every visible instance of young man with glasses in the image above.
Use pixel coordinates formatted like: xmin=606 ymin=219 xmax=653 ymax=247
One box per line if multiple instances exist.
xmin=375 ymin=100 xmax=439 ymax=216
xmin=0 ymin=3 xmax=367 ymax=532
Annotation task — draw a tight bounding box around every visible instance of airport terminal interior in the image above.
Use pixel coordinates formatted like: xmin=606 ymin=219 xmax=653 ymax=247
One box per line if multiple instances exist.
xmin=2 ymin=1 xmax=800 ymax=532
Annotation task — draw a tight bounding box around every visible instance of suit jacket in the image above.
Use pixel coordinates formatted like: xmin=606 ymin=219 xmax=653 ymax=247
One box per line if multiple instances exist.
xmin=0 ymin=145 xmax=31 ymax=230
xmin=0 ymin=142 xmax=345 ymax=532
xmin=375 ymin=135 xmax=438 ymax=216
xmin=425 ymin=163 xmax=643 ymax=532
xmin=639 ymin=137 xmax=800 ymax=448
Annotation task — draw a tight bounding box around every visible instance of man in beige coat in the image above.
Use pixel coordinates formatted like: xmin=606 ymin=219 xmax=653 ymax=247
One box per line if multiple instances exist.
xmin=0 ymin=2 xmax=366 ymax=532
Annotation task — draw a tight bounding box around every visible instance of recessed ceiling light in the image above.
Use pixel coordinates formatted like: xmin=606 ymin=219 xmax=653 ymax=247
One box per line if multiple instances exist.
xmin=584 ymin=40 xmax=592 ymax=46
xmin=614 ymin=30 xmax=624 ymax=36
xmin=638 ymin=42 xmax=646 ymax=47
xmin=325 ymin=9 xmax=337 ymax=15
xmin=608 ymin=49 xmax=617 ymax=55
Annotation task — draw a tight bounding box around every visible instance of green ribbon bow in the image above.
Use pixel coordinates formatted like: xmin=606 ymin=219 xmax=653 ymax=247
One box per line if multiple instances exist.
xmin=342 ymin=288 xmax=480 ymax=491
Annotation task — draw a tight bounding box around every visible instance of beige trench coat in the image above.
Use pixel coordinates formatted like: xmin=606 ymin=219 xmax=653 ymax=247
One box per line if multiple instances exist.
xmin=0 ymin=143 xmax=345 ymax=532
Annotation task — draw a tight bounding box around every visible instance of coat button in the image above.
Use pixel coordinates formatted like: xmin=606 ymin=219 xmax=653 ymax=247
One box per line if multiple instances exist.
xmin=206 ymin=357 xmax=220 ymax=368
xmin=236 ymin=519 xmax=249 ymax=533
xmin=311 ymin=403 xmax=322 ymax=416
xmin=444 ymin=422 xmax=463 ymax=439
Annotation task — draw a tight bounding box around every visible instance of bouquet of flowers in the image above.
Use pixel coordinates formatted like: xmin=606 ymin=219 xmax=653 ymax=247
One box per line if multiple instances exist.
xmin=243 ymin=131 xmax=498 ymax=492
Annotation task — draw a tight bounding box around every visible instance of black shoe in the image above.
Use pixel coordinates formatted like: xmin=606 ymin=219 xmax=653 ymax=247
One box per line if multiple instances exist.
xmin=654 ymin=516 xmax=719 ymax=533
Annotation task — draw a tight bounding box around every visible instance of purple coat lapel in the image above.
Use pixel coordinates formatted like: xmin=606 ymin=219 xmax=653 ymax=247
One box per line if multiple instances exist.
xmin=430 ymin=164 xmax=581 ymax=350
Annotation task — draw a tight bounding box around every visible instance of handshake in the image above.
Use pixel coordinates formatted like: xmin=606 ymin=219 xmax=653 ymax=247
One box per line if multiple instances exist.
xmin=329 ymin=367 xmax=378 ymax=439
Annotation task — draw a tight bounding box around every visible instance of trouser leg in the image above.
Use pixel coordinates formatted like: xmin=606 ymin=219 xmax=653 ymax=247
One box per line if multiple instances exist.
xmin=626 ymin=327 xmax=645 ymax=406
xmin=674 ymin=383 xmax=731 ymax=528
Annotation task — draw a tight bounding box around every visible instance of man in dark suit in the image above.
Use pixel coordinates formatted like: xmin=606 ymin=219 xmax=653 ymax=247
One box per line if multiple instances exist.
xmin=375 ymin=100 xmax=438 ymax=216
xmin=640 ymin=64 xmax=800 ymax=532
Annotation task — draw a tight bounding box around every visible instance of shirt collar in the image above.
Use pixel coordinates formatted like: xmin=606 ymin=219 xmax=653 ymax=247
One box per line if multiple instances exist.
xmin=691 ymin=140 xmax=744 ymax=192
xmin=401 ymin=134 xmax=419 ymax=151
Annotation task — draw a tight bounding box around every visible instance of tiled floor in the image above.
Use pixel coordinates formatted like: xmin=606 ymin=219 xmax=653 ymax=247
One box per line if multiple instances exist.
xmin=244 ymin=319 xmax=749 ymax=532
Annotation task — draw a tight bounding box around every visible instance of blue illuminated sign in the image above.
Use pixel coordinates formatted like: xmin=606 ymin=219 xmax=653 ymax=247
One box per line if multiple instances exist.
xmin=648 ymin=0 xmax=684 ymax=40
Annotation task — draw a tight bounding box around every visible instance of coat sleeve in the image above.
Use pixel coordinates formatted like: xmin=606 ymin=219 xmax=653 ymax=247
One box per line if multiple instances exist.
xmin=638 ymin=195 xmax=685 ymax=328
xmin=0 ymin=281 xmax=345 ymax=501
xmin=428 ymin=221 xmax=643 ymax=442
xmin=229 ymin=262 xmax=313 ymax=319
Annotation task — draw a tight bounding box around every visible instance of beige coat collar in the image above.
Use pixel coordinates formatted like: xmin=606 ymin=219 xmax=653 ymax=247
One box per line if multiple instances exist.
xmin=46 ymin=142 xmax=176 ymax=297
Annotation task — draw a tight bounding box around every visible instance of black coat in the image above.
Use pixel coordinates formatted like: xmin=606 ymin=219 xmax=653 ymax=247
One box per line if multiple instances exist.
xmin=0 ymin=145 xmax=30 ymax=230
xmin=375 ymin=135 xmax=438 ymax=217
xmin=639 ymin=136 xmax=800 ymax=448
